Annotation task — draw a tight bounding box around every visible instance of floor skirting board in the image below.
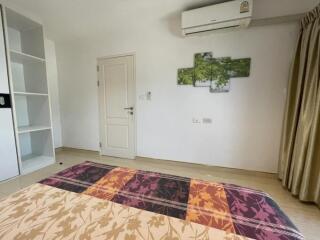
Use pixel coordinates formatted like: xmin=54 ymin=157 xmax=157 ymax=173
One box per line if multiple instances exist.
xmin=55 ymin=147 xmax=277 ymax=179
xmin=55 ymin=147 xmax=99 ymax=155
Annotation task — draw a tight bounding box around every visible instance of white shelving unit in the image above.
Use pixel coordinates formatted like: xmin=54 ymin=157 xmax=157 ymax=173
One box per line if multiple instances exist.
xmin=4 ymin=7 xmax=55 ymax=174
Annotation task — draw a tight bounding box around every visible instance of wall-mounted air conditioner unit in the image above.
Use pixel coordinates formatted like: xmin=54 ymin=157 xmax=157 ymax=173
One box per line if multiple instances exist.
xmin=182 ymin=0 xmax=253 ymax=36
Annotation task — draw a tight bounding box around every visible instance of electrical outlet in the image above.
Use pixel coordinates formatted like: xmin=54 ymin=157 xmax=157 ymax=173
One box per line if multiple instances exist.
xmin=203 ymin=118 xmax=212 ymax=124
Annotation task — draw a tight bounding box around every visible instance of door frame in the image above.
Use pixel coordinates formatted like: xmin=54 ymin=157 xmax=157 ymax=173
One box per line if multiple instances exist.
xmin=97 ymin=52 xmax=137 ymax=159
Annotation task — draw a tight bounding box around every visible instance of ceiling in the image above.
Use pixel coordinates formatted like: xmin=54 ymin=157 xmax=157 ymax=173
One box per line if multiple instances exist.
xmin=1 ymin=0 xmax=319 ymax=43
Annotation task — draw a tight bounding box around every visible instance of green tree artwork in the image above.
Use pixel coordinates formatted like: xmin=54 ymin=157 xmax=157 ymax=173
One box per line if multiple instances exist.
xmin=194 ymin=52 xmax=212 ymax=87
xmin=228 ymin=58 xmax=251 ymax=78
xmin=177 ymin=52 xmax=251 ymax=93
xmin=177 ymin=68 xmax=194 ymax=85
xmin=211 ymin=57 xmax=232 ymax=93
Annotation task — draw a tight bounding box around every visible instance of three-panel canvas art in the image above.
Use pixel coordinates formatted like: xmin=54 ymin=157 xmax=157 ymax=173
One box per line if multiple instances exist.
xmin=178 ymin=52 xmax=251 ymax=93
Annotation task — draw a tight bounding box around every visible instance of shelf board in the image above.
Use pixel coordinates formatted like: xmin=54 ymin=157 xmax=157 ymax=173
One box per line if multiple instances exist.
xmin=10 ymin=50 xmax=46 ymax=63
xmin=14 ymin=91 xmax=48 ymax=97
xmin=21 ymin=154 xmax=55 ymax=174
xmin=18 ymin=125 xmax=51 ymax=134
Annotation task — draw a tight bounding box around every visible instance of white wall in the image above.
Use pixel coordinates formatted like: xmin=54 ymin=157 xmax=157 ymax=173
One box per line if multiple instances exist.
xmin=56 ymin=19 xmax=299 ymax=173
xmin=45 ymin=39 xmax=62 ymax=148
xmin=2 ymin=0 xmax=314 ymax=173
xmin=253 ymin=0 xmax=319 ymax=19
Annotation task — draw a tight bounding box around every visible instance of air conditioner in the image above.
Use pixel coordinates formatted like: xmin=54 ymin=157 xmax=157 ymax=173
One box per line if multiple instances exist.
xmin=182 ymin=0 xmax=253 ymax=36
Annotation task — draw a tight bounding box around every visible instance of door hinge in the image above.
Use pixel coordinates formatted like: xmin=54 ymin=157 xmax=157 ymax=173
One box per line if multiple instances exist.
xmin=97 ymin=65 xmax=100 ymax=72
xmin=99 ymin=142 xmax=102 ymax=148
xmin=97 ymin=81 xmax=100 ymax=87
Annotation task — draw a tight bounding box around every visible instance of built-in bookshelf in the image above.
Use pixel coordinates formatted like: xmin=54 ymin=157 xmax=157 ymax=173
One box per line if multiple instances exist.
xmin=4 ymin=7 xmax=55 ymax=174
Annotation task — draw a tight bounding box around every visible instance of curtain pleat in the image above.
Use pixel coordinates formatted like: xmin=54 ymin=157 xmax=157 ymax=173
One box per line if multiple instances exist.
xmin=279 ymin=4 xmax=320 ymax=207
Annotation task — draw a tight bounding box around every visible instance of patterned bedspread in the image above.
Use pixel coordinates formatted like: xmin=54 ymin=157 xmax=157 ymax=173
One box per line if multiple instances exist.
xmin=0 ymin=161 xmax=303 ymax=240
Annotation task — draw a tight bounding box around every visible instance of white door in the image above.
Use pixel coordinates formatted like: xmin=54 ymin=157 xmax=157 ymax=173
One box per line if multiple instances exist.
xmin=98 ymin=55 xmax=136 ymax=159
xmin=0 ymin=6 xmax=19 ymax=181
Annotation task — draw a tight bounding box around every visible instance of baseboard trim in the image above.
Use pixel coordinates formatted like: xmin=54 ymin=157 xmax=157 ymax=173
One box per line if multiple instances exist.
xmin=56 ymin=147 xmax=277 ymax=179
xmin=55 ymin=147 xmax=99 ymax=155
xmin=137 ymin=156 xmax=277 ymax=179
xmin=55 ymin=147 xmax=64 ymax=153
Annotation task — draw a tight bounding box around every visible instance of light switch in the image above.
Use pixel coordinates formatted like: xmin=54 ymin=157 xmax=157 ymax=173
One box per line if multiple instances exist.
xmin=146 ymin=91 xmax=152 ymax=101
xmin=139 ymin=94 xmax=146 ymax=100
xmin=192 ymin=118 xmax=201 ymax=124
xmin=139 ymin=92 xmax=152 ymax=101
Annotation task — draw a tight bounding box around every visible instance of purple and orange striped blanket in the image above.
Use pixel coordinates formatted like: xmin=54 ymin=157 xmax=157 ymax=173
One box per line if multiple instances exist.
xmin=0 ymin=161 xmax=303 ymax=240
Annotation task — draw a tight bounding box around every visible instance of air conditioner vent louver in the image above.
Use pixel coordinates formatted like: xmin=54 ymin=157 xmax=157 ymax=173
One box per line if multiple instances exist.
xmin=185 ymin=25 xmax=241 ymax=36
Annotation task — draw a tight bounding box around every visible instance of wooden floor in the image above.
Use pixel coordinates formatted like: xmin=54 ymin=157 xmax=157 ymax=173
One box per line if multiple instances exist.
xmin=0 ymin=149 xmax=319 ymax=239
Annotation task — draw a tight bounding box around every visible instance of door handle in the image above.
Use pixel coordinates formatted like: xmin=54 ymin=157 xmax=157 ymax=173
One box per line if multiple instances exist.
xmin=0 ymin=94 xmax=11 ymax=108
xmin=0 ymin=96 xmax=4 ymax=106
xmin=124 ymin=107 xmax=134 ymax=111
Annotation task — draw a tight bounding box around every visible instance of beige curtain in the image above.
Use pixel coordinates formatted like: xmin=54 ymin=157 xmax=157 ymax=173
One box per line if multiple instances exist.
xmin=279 ymin=4 xmax=320 ymax=207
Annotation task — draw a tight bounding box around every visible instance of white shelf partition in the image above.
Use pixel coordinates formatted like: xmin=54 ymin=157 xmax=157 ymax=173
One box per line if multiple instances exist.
xmin=14 ymin=91 xmax=48 ymax=97
xmin=4 ymin=7 xmax=55 ymax=175
xmin=21 ymin=155 xmax=54 ymax=174
xmin=18 ymin=125 xmax=51 ymax=134
xmin=10 ymin=50 xmax=45 ymax=63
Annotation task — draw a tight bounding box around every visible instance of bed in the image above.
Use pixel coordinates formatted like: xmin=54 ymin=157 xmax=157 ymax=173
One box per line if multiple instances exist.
xmin=0 ymin=161 xmax=304 ymax=240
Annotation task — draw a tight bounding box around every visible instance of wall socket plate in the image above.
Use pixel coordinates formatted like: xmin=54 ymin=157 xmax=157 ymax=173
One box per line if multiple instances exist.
xmin=203 ymin=118 xmax=212 ymax=124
